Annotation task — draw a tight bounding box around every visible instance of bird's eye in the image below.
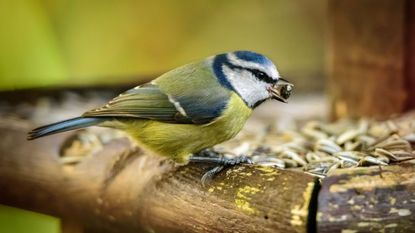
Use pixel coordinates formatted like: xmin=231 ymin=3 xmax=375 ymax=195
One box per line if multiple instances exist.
xmin=251 ymin=69 xmax=274 ymax=84
xmin=256 ymin=71 xmax=266 ymax=79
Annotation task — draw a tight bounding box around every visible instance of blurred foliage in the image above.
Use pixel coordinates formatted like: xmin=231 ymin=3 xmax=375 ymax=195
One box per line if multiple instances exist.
xmin=0 ymin=205 xmax=59 ymax=233
xmin=0 ymin=0 xmax=325 ymax=90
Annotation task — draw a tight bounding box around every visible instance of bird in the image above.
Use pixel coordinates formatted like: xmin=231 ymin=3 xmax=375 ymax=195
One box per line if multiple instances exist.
xmin=28 ymin=51 xmax=293 ymax=182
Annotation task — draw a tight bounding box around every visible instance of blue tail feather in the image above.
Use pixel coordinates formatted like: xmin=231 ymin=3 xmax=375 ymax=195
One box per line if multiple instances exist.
xmin=28 ymin=117 xmax=108 ymax=140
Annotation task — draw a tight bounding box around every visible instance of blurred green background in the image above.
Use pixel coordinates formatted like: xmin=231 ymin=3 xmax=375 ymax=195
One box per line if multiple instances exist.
xmin=0 ymin=0 xmax=325 ymax=90
xmin=0 ymin=0 xmax=326 ymax=232
xmin=0 ymin=205 xmax=59 ymax=233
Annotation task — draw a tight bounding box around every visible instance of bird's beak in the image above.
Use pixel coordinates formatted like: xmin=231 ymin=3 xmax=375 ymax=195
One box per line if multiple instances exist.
xmin=270 ymin=78 xmax=294 ymax=103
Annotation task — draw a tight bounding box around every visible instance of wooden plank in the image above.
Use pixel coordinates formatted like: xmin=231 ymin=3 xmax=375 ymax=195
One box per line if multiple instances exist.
xmin=327 ymin=0 xmax=407 ymax=119
xmin=0 ymin=124 xmax=317 ymax=233
xmin=317 ymin=164 xmax=415 ymax=233
xmin=404 ymin=0 xmax=415 ymax=111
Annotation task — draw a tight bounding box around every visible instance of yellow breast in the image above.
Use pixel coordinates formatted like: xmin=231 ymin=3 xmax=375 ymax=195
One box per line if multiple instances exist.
xmin=122 ymin=93 xmax=252 ymax=163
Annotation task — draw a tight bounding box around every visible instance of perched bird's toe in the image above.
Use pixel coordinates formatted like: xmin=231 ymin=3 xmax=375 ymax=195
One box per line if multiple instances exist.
xmin=201 ymin=165 xmax=225 ymax=187
xmin=190 ymin=154 xmax=253 ymax=187
xmin=223 ymin=155 xmax=252 ymax=166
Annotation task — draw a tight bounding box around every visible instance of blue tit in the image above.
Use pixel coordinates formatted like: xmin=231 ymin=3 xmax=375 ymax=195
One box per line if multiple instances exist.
xmin=28 ymin=51 xmax=293 ymax=177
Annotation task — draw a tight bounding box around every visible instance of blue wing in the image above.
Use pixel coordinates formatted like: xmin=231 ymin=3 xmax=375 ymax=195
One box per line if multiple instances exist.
xmin=83 ymin=82 xmax=230 ymax=124
xmin=84 ymin=62 xmax=231 ymax=124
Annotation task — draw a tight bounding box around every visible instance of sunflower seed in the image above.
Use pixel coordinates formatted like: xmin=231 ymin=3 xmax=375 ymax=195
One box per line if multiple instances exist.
xmin=280 ymin=150 xmax=307 ymax=166
xmin=336 ymin=129 xmax=362 ymax=145
xmin=315 ymin=139 xmax=342 ymax=154
xmin=358 ymin=156 xmax=388 ymax=166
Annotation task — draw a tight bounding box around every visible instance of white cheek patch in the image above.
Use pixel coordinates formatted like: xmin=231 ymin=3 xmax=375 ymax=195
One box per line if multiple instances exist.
xmin=222 ymin=65 xmax=270 ymax=107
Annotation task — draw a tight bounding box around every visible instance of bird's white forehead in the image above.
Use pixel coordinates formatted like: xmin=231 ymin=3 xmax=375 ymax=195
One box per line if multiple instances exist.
xmin=227 ymin=53 xmax=280 ymax=79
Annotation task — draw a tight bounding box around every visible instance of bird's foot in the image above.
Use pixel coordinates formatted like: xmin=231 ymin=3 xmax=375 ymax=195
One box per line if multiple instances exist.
xmin=195 ymin=148 xmax=221 ymax=158
xmin=189 ymin=152 xmax=253 ymax=187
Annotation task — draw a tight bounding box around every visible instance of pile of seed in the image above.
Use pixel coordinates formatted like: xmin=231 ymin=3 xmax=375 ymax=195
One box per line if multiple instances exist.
xmin=217 ymin=117 xmax=415 ymax=178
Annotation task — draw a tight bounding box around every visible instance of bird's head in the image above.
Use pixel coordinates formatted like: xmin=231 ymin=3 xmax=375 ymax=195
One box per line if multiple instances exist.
xmin=212 ymin=51 xmax=293 ymax=108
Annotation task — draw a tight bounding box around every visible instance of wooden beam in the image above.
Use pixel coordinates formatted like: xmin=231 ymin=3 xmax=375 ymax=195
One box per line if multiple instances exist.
xmin=327 ymin=0 xmax=409 ymax=119
xmin=404 ymin=0 xmax=415 ymax=111
xmin=0 ymin=124 xmax=317 ymax=233
xmin=317 ymin=164 xmax=415 ymax=233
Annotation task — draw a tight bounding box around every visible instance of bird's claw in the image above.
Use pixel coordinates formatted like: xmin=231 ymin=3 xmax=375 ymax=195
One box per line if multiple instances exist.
xmin=190 ymin=153 xmax=253 ymax=187
xmin=201 ymin=165 xmax=225 ymax=187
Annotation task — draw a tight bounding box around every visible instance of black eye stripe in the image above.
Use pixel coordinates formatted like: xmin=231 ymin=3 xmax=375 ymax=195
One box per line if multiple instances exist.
xmin=246 ymin=68 xmax=275 ymax=84
xmin=223 ymin=61 xmax=275 ymax=84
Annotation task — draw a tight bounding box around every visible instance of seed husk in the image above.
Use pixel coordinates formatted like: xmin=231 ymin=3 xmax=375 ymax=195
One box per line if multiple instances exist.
xmin=218 ymin=114 xmax=415 ymax=178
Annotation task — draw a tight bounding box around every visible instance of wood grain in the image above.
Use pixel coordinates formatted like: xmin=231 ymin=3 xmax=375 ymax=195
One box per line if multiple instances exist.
xmin=327 ymin=0 xmax=408 ymax=119
xmin=317 ymin=164 xmax=415 ymax=233
xmin=404 ymin=0 xmax=415 ymax=111
xmin=0 ymin=124 xmax=317 ymax=233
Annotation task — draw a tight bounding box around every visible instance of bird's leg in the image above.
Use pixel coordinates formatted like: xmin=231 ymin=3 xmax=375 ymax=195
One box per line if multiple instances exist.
xmin=189 ymin=155 xmax=253 ymax=165
xmin=189 ymin=150 xmax=253 ymax=186
xmin=194 ymin=148 xmax=221 ymax=158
